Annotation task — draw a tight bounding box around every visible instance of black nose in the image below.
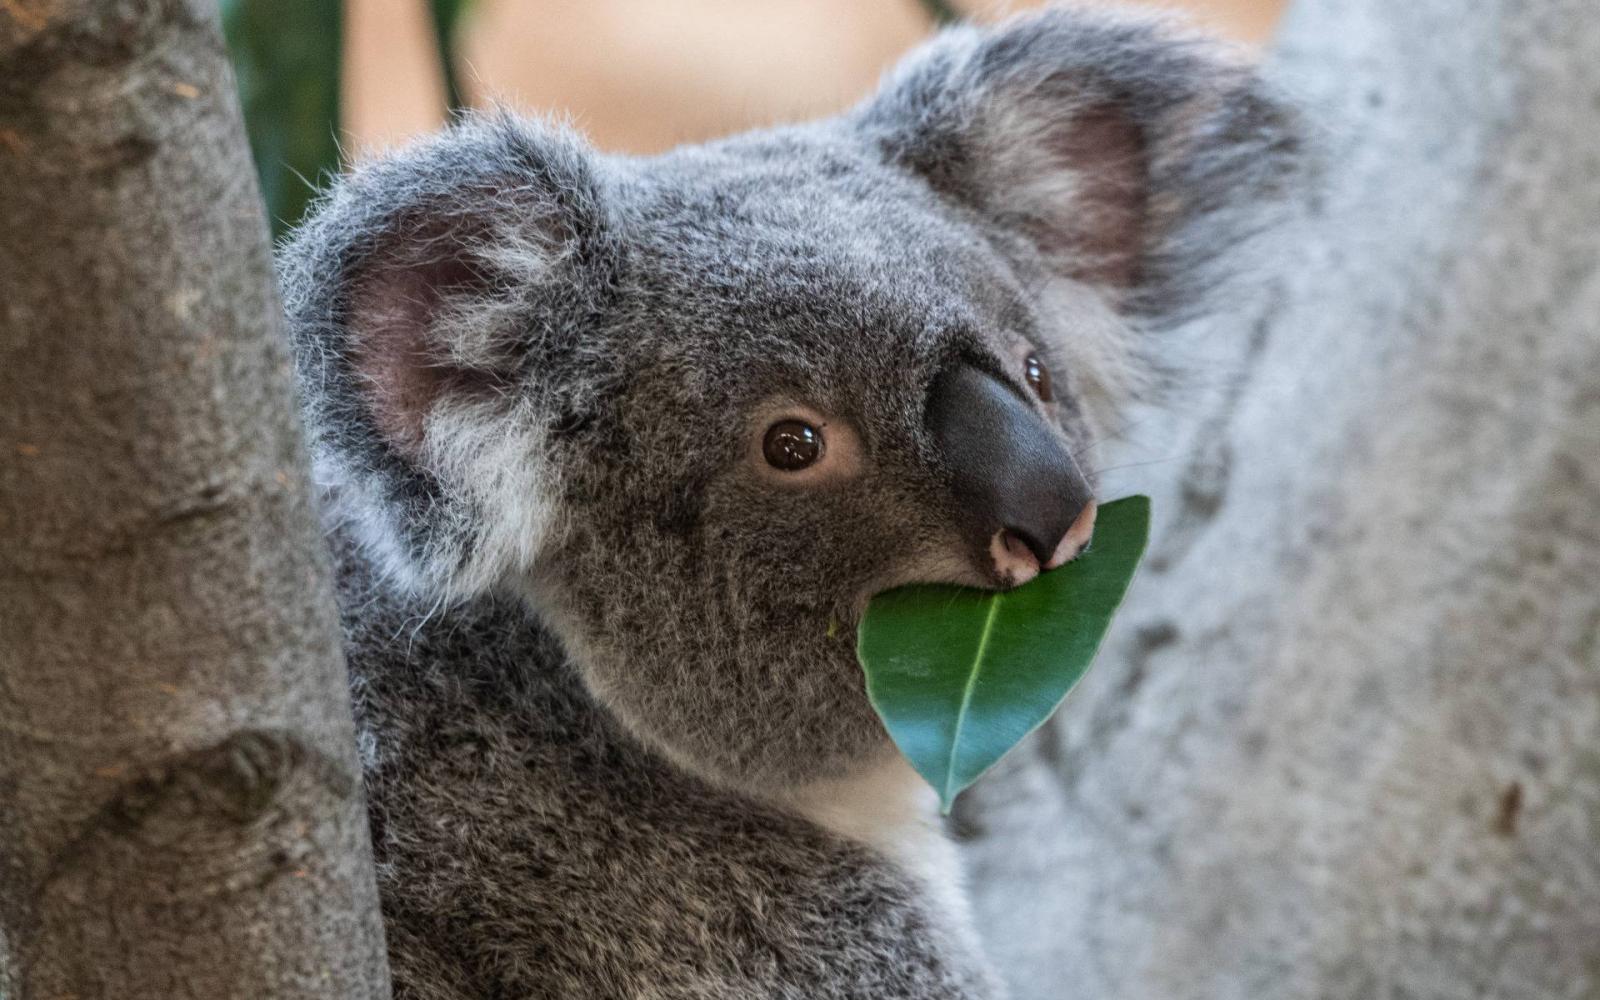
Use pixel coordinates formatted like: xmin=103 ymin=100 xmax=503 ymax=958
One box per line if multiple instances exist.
xmin=926 ymin=361 xmax=1093 ymax=565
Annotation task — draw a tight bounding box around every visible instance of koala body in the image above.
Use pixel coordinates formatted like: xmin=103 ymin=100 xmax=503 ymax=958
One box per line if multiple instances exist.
xmin=282 ymin=8 xmax=1296 ymax=998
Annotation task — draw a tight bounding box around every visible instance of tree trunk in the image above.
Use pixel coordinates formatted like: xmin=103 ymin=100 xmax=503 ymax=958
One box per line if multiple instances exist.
xmin=0 ymin=2 xmax=388 ymax=996
xmin=959 ymin=1 xmax=1600 ymax=997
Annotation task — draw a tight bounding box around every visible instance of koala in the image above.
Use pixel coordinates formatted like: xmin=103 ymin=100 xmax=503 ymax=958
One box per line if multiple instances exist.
xmin=280 ymin=7 xmax=1297 ymax=998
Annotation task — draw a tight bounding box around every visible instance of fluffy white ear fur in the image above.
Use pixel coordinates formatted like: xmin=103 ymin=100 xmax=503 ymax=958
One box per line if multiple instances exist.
xmin=314 ymin=127 xmax=601 ymax=603
xmin=326 ymin=237 xmax=551 ymax=599
xmin=309 ymin=396 xmax=557 ymax=603
xmin=418 ymin=396 xmax=558 ymax=599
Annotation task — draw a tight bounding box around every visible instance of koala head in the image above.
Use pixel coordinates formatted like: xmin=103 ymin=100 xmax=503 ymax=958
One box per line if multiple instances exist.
xmin=281 ymin=9 xmax=1298 ymax=793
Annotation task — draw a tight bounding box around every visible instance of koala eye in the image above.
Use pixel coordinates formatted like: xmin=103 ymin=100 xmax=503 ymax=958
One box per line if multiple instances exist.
xmin=1024 ymin=353 xmax=1054 ymax=403
xmin=763 ymin=419 xmax=824 ymax=471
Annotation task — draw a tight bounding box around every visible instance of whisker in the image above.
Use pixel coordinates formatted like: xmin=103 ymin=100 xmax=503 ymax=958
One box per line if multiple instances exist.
xmin=1090 ymin=455 xmax=1184 ymax=476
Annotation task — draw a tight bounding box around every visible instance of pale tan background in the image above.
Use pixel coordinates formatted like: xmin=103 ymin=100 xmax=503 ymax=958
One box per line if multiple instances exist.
xmin=344 ymin=0 xmax=1286 ymax=156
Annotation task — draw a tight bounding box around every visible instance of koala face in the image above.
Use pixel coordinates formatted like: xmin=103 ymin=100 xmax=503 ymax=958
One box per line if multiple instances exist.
xmin=536 ymin=138 xmax=1106 ymax=787
xmin=281 ymin=9 xmax=1297 ymax=792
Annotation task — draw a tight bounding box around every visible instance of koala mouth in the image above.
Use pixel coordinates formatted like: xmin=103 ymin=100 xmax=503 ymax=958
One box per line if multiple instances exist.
xmin=989 ymin=500 xmax=1098 ymax=588
xmin=853 ymin=498 xmax=1099 ymax=622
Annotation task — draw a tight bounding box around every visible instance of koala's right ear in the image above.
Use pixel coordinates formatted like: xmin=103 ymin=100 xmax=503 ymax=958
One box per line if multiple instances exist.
xmin=279 ymin=115 xmax=621 ymax=600
xmin=855 ymin=8 xmax=1301 ymax=324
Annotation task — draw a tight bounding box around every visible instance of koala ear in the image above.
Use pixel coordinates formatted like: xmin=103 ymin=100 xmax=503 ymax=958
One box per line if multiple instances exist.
xmin=857 ymin=8 xmax=1300 ymax=318
xmin=280 ymin=115 xmax=620 ymax=600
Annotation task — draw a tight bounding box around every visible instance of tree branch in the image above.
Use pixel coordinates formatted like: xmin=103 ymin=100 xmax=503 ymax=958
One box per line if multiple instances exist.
xmin=0 ymin=1 xmax=389 ymax=995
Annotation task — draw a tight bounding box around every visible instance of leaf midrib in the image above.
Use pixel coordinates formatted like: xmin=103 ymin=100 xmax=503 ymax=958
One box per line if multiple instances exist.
xmin=943 ymin=593 xmax=1001 ymax=804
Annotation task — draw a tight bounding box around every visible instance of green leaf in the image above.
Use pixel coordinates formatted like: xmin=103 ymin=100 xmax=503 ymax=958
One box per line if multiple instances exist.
xmin=221 ymin=0 xmax=343 ymax=240
xmin=857 ymin=495 xmax=1151 ymax=812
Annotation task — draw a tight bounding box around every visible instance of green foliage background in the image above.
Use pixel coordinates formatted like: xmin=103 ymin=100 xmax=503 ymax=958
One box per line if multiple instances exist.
xmin=218 ymin=1 xmax=953 ymax=241
xmin=220 ymin=0 xmax=343 ymax=240
xmin=220 ymin=1 xmax=475 ymax=240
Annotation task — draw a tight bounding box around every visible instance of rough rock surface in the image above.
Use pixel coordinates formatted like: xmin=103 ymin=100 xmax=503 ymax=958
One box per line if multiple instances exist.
xmin=959 ymin=1 xmax=1600 ymax=997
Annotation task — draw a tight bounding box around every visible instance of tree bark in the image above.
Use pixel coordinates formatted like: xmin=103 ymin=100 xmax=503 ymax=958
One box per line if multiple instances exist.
xmin=0 ymin=2 xmax=388 ymax=996
xmin=960 ymin=1 xmax=1600 ymax=997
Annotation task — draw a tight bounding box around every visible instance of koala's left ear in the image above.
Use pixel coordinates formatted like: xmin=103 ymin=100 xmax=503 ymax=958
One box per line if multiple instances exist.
xmin=280 ymin=114 xmax=622 ymax=600
xmin=856 ymin=8 xmax=1301 ymax=318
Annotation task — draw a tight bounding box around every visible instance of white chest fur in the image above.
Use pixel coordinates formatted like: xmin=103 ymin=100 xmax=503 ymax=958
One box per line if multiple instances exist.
xmin=778 ymin=752 xmax=976 ymax=934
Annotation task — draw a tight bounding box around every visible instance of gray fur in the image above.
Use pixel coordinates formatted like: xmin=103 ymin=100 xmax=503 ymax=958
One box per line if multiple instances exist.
xmin=280 ymin=7 xmax=1299 ymax=997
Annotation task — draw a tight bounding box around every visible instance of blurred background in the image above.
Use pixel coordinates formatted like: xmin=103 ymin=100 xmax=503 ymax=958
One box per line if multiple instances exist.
xmin=224 ymin=0 xmax=1286 ymax=237
xmin=347 ymin=0 xmax=1284 ymax=154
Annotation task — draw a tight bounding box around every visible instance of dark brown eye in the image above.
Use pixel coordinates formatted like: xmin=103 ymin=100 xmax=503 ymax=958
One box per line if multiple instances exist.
xmin=763 ymin=419 xmax=824 ymax=471
xmin=1024 ymin=353 xmax=1054 ymax=402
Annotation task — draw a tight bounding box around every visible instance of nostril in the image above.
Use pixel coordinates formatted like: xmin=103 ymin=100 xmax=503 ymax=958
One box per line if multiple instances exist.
xmin=999 ymin=529 xmax=1036 ymax=564
xmin=991 ymin=528 xmax=1042 ymax=587
xmin=1001 ymin=495 xmax=1094 ymax=569
xmin=1002 ymin=524 xmax=1057 ymax=565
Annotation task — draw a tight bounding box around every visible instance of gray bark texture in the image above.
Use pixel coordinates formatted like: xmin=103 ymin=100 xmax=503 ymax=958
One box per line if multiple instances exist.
xmin=960 ymin=1 xmax=1600 ymax=997
xmin=0 ymin=2 xmax=388 ymax=997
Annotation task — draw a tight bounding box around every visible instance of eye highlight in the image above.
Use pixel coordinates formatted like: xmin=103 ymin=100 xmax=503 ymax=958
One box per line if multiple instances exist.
xmin=1024 ymin=353 xmax=1054 ymax=403
xmin=763 ymin=419 xmax=824 ymax=471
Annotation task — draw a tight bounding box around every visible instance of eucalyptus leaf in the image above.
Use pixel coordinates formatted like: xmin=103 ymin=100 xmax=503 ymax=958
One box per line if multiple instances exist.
xmin=857 ymin=494 xmax=1150 ymax=812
